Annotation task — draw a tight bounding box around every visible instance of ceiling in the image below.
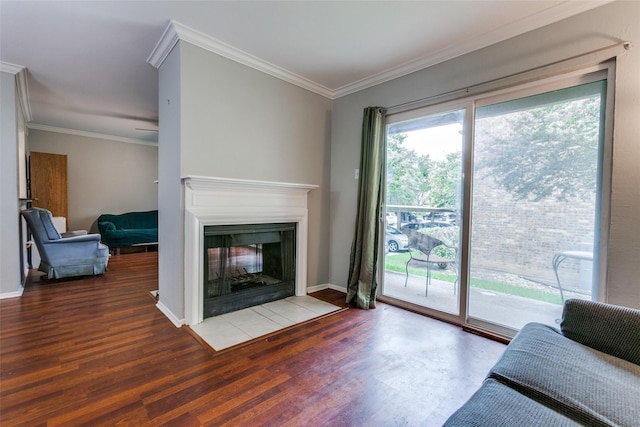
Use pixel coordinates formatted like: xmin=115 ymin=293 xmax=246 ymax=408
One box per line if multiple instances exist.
xmin=0 ymin=1 xmax=611 ymax=145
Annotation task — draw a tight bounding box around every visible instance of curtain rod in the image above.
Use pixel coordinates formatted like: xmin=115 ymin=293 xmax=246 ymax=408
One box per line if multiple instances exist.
xmin=386 ymin=41 xmax=632 ymax=112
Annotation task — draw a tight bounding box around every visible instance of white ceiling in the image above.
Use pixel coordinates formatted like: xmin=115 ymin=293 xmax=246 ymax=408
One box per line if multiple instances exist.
xmin=0 ymin=1 xmax=611 ymax=144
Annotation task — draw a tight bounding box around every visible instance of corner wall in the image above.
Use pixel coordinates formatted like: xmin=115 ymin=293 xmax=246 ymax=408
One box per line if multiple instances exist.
xmin=0 ymin=70 xmax=21 ymax=296
xmin=156 ymin=40 xmax=332 ymax=322
xmin=330 ymin=1 xmax=640 ymax=308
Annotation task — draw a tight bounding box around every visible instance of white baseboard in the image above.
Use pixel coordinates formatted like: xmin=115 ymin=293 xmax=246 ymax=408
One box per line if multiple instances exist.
xmin=0 ymin=285 xmax=24 ymax=299
xmin=155 ymin=300 xmax=184 ymax=328
xmin=328 ymin=284 xmax=347 ymax=293
xmin=307 ymin=283 xmax=347 ymax=294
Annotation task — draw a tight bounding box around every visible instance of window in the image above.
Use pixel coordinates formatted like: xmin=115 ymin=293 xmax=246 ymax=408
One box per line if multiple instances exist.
xmin=382 ymin=65 xmax=613 ymax=337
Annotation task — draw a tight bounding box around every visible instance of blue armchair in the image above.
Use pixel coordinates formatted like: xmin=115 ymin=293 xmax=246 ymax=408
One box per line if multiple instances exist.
xmin=22 ymin=208 xmax=109 ymax=279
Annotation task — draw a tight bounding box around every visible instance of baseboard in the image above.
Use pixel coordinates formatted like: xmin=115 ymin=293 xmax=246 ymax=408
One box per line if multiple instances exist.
xmin=328 ymin=283 xmax=347 ymax=293
xmin=307 ymin=283 xmax=347 ymax=294
xmin=0 ymin=285 xmax=24 ymax=299
xmin=155 ymin=300 xmax=184 ymax=328
xmin=306 ymin=283 xmax=329 ymax=293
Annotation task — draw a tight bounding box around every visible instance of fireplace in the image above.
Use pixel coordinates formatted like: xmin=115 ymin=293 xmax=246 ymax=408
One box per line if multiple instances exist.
xmin=182 ymin=176 xmax=317 ymax=326
xmin=203 ymin=223 xmax=296 ymax=317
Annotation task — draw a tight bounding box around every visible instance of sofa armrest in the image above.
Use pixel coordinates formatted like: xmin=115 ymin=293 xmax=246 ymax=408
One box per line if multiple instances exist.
xmin=52 ymin=233 xmax=102 ymax=244
xmin=560 ymin=298 xmax=640 ymax=366
xmin=61 ymin=230 xmax=88 ymax=237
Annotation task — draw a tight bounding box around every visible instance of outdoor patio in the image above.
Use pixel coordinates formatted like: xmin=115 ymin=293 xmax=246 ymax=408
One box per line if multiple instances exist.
xmin=383 ymin=267 xmax=589 ymax=332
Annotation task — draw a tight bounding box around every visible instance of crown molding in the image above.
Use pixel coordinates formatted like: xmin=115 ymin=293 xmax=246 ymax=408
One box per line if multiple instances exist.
xmin=146 ymin=20 xmax=181 ymax=69
xmin=147 ymin=20 xmax=333 ymax=99
xmin=147 ymin=2 xmax=612 ymax=100
xmin=1 ymin=61 xmax=24 ymax=75
xmin=15 ymin=68 xmax=33 ymax=122
xmin=1 ymin=61 xmax=33 ymax=122
xmin=27 ymin=123 xmax=158 ymax=147
xmin=332 ymin=0 xmax=616 ymax=98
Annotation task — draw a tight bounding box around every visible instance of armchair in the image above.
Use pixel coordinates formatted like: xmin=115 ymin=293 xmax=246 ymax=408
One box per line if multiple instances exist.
xmin=22 ymin=208 xmax=109 ymax=279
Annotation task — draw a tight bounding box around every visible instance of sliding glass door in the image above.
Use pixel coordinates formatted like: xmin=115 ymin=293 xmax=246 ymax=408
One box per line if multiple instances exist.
xmin=382 ymin=106 xmax=465 ymax=316
xmin=381 ymin=66 xmax=612 ymax=337
xmin=467 ymin=78 xmax=607 ymax=333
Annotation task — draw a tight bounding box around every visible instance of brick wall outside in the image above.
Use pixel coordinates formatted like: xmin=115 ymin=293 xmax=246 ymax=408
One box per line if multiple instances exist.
xmin=469 ymin=177 xmax=595 ymax=291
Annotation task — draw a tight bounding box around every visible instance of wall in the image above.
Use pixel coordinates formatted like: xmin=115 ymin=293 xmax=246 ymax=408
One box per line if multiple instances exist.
xmin=0 ymin=70 xmax=22 ymax=296
xmin=157 ymin=42 xmax=183 ymax=324
xmin=157 ymin=41 xmax=332 ymax=321
xmin=27 ymin=129 xmax=158 ymax=231
xmin=330 ymin=1 xmax=640 ymax=308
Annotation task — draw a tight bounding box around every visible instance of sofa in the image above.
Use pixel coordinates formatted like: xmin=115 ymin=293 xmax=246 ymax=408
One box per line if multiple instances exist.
xmin=444 ymin=299 xmax=640 ymax=427
xmin=97 ymin=210 xmax=158 ymax=252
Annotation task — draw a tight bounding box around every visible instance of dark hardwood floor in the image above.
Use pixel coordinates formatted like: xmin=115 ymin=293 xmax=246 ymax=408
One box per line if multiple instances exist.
xmin=0 ymin=252 xmax=505 ymax=426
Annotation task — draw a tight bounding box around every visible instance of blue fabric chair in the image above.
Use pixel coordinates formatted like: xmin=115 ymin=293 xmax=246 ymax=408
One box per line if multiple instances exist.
xmin=22 ymin=208 xmax=109 ymax=279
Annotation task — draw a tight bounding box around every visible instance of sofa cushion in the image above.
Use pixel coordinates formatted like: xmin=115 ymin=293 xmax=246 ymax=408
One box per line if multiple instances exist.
xmin=40 ymin=209 xmax=61 ymax=240
xmin=98 ymin=210 xmax=157 ymax=230
xmin=98 ymin=221 xmax=116 ymax=232
xmin=488 ymin=322 xmax=640 ymax=427
xmin=443 ymin=378 xmax=582 ymax=427
xmin=561 ymin=299 xmax=640 ymax=366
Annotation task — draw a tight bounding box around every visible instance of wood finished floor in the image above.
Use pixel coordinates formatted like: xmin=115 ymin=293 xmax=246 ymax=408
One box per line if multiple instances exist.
xmin=0 ymin=252 xmax=506 ymax=426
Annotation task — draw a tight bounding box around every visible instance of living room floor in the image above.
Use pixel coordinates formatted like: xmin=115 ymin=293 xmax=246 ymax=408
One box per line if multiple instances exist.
xmin=0 ymin=252 xmax=506 ymax=426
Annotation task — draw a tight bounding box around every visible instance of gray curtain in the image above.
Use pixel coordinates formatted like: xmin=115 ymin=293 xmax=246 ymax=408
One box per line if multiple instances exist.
xmin=346 ymin=107 xmax=387 ymax=309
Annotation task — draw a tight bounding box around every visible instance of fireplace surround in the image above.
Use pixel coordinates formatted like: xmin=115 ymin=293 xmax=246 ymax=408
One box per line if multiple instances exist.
xmin=203 ymin=222 xmax=296 ymax=317
xmin=182 ymin=176 xmax=317 ymax=325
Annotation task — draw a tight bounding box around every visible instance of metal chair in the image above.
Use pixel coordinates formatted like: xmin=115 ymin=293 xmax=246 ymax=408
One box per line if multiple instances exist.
xmin=404 ymin=230 xmax=457 ymax=296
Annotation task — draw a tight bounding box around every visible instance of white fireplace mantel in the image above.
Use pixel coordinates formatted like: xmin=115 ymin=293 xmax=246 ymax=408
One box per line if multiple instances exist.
xmin=182 ymin=175 xmax=318 ymax=325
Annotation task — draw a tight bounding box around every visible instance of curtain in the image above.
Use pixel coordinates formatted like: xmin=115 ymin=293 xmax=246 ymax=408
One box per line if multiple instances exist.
xmin=346 ymin=107 xmax=387 ymax=309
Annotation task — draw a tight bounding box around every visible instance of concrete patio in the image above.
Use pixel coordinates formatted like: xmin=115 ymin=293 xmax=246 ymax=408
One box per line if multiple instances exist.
xmin=383 ymin=269 xmax=589 ymax=332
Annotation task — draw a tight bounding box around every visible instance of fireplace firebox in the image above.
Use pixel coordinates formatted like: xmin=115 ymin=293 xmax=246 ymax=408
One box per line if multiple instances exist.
xmin=203 ymin=223 xmax=296 ymax=318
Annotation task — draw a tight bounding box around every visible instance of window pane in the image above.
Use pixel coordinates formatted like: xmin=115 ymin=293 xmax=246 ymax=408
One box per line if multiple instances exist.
xmin=468 ymin=80 xmax=605 ymax=331
xmin=383 ymin=109 xmax=464 ymax=315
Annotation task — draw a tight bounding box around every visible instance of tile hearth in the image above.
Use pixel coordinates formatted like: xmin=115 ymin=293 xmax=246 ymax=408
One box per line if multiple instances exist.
xmin=189 ymin=295 xmax=341 ymax=350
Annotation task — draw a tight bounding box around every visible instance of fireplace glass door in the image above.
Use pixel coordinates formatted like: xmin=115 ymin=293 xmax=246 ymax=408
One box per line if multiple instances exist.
xmin=203 ymin=223 xmax=296 ymax=317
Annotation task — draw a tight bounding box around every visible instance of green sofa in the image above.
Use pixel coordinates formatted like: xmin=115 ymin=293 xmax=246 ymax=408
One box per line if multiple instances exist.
xmin=444 ymin=299 xmax=640 ymax=426
xmin=97 ymin=210 xmax=158 ymax=252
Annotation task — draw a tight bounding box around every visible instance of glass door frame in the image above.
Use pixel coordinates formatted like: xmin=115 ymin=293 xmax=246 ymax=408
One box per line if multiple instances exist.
xmin=379 ymin=98 xmax=473 ymax=327
xmin=378 ymin=62 xmax=615 ymax=338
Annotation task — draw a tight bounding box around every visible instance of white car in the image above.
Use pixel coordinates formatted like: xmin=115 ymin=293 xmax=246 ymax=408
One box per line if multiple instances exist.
xmin=385 ymin=226 xmax=409 ymax=252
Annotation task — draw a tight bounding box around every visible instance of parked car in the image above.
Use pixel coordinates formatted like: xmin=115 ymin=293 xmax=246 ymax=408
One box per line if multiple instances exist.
xmin=385 ymin=226 xmax=409 ymax=252
xmin=400 ymin=221 xmax=451 ymax=234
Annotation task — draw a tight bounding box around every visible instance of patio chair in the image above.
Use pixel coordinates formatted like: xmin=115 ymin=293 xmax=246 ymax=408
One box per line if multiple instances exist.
xmin=404 ymin=230 xmax=457 ymax=296
xmin=22 ymin=207 xmax=109 ymax=279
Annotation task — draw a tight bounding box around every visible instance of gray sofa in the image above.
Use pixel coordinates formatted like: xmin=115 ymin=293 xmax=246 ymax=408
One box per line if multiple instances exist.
xmin=444 ymin=299 xmax=640 ymax=426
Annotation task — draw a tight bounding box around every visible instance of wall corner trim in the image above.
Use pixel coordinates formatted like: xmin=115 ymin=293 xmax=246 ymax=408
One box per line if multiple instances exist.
xmin=1 ymin=62 xmax=33 ymax=122
xmin=147 ymin=21 xmax=181 ymax=69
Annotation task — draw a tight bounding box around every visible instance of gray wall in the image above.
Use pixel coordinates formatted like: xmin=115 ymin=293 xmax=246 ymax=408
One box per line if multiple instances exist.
xmin=158 ymin=41 xmax=332 ymax=320
xmin=157 ymin=42 xmax=183 ymax=323
xmin=0 ymin=70 xmax=21 ymax=296
xmin=329 ymin=1 xmax=640 ymax=308
xmin=28 ymin=129 xmax=158 ymax=232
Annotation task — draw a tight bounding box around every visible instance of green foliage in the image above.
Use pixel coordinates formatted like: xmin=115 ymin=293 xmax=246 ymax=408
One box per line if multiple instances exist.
xmin=386 ymin=133 xmax=460 ymax=208
xmin=419 ymin=226 xmax=459 ymax=258
xmin=425 ymin=152 xmax=461 ymax=207
xmin=386 ymin=133 xmax=430 ymax=206
xmin=475 ymin=96 xmax=601 ymax=202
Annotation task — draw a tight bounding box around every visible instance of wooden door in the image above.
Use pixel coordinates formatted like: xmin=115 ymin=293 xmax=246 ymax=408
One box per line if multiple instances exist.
xmin=29 ymin=152 xmax=68 ymax=221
